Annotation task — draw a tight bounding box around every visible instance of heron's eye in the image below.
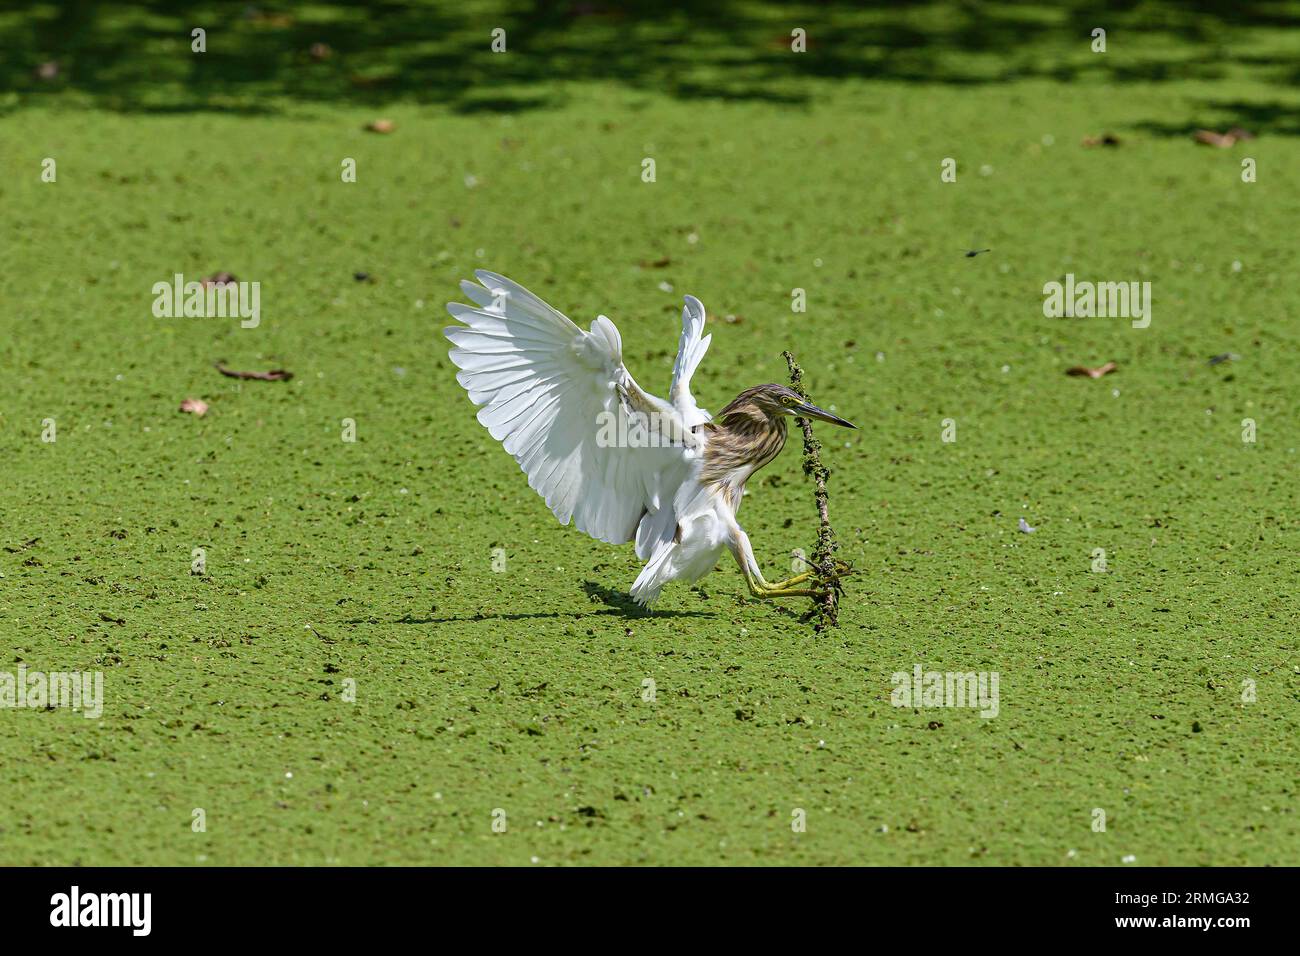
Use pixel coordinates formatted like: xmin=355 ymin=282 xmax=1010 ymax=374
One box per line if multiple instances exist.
xmin=781 ymin=395 xmax=796 ymax=406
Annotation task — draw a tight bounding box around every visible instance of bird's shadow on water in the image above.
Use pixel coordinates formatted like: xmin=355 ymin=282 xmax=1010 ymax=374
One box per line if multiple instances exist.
xmin=579 ymin=581 xmax=714 ymax=618
xmin=369 ymin=581 xmax=715 ymax=625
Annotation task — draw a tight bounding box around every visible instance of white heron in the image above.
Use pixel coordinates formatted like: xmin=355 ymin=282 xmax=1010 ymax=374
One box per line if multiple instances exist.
xmin=444 ymin=271 xmax=855 ymax=607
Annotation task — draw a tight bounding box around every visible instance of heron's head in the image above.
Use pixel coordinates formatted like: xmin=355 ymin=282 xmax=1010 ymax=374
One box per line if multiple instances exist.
xmin=735 ymin=384 xmax=856 ymax=428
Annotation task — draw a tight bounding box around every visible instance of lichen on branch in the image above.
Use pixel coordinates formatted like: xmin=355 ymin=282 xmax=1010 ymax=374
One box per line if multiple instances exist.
xmin=782 ymin=350 xmax=844 ymax=630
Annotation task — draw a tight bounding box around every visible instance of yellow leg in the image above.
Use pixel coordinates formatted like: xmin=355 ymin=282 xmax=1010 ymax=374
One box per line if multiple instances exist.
xmin=729 ymin=528 xmax=835 ymax=600
xmin=763 ymin=569 xmax=815 ymax=590
xmin=741 ymin=565 xmax=822 ymax=600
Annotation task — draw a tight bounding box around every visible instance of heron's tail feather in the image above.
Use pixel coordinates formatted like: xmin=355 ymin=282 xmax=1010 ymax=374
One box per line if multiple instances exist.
xmin=629 ymin=544 xmax=676 ymax=607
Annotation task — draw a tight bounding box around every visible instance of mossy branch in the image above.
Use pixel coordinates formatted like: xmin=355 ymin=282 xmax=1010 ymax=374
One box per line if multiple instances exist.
xmin=783 ymin=350 xmax=842 ymax=630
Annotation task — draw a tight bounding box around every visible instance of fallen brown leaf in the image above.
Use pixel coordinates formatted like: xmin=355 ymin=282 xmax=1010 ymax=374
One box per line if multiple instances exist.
xmin=640 ymin=256 xmax=672 ymax=268
xmin=245 ymin=10 xmax=295 ymax=27
xmin=768 ymin=33 xmax=816 ymax=51
xmin=349 ymin=74 xmax=395 ymax=89
xmin=214 ymin=361 xmax=294 ymax=382
xmin=1194 ymin=129 xmax=1236 ymax=148
xmin=1195 ymin=127 xmax=1255 ymax=148
xmin=1066 ymin=361 xmax=1118 ymax=379
xmin=365 ymin=119 xmax=396 ymax=134
xmin=179 ymin=397 xmax=209 ymax=416
xmin=568 ymin=4 xmax=625 ymax=21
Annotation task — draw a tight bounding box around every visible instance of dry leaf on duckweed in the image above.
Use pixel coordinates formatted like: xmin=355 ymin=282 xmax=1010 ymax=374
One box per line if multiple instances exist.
xmin=1194 ymin=127 xmax=1255 ymax=148
xmin=244 ymin=9 xmax=294 ymax=28
xmin=1065 ymin=361 xmax=1118 ymax=379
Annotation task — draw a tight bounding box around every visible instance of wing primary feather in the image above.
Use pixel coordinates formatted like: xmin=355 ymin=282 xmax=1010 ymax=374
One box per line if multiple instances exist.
xmin=444 ymin=273 xmax=695 ymax=548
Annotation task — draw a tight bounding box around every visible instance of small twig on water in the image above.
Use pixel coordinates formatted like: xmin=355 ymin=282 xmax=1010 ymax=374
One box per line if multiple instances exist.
xmin=305 ymin=623 xmax=335 ymax=644
xmin=783 ymin=350 xmax=842 ymax=631
xmin=214 ymin=361 xmax=294 ymax=381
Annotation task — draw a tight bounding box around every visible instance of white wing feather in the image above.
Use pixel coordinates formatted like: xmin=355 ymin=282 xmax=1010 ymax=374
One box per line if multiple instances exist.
xmin=669 ymin=295 xmax=712 ymax=426
xmin=445 ymin=271 xmax=699 ymax=549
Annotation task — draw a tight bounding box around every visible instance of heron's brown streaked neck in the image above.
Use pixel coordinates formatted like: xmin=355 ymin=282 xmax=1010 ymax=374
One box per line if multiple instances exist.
xmin=698 ymin=393 xmax=790 ymax=495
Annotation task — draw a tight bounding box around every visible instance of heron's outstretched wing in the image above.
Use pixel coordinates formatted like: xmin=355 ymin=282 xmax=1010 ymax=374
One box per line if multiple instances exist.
xmin=444 ymin=270 xmax=694 ymax=548
xmin=668 ymin=295 xmax=712 ymax=426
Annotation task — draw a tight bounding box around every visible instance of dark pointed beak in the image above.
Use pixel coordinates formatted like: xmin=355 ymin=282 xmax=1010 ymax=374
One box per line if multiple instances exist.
xmin=794 ymin=400 xmax=856 ymax=429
